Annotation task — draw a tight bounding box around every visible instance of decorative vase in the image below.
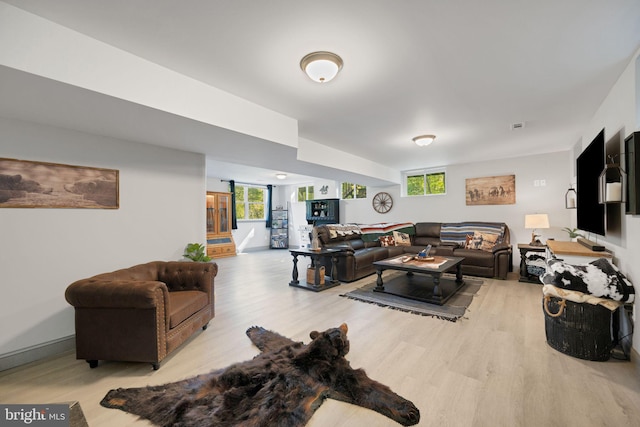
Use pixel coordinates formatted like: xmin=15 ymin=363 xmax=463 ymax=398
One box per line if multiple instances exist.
xmin=311 ymin=228 xmax=321 ymax=251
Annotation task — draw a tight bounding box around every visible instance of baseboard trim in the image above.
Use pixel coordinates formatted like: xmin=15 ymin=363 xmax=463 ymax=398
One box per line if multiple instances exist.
xmin=0 ymin=335 xmax=75 ymax=372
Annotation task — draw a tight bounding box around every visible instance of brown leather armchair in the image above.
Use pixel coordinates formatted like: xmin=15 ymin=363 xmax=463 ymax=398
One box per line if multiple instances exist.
xmin=65 ymin=261 xmax=217 ymax=370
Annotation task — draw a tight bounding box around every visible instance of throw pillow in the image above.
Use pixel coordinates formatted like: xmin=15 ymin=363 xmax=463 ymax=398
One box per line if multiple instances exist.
xmin=464 ymin=234 xmax=474 ymax=249
xmin=467 ymin=231 xmax=499 ymax=252
xmin=393 ymin=231 xmax=411 ymax=246
xmin=379 ymin=235 xmax=395 ymax=247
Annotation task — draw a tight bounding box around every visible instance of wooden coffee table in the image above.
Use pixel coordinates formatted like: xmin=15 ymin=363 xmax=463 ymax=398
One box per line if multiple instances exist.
xmin=373 ymin=255 xmax=465 ymax=305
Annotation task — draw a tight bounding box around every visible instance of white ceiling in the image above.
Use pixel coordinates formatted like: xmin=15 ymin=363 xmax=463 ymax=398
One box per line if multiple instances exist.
xmin=2 ymin=0 xmax=640 ymax=186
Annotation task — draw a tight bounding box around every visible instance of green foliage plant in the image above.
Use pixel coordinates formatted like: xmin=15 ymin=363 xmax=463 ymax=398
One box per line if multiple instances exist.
xmin=183 ymin=243 xmax=212 ymax=262
xmin=561 ymin=228 xmax=584 ymax=239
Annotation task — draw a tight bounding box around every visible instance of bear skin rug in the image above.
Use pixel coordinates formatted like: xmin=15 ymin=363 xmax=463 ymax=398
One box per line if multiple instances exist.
xmin=101 ymin=324 xmax=420 ymax=426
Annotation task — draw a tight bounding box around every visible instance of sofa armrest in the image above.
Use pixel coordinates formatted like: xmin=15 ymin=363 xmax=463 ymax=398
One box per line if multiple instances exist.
xmin=440 ymin=242 xmax=459 ymax=248
xmin=437 ymin=243 xmax=457 ymax=256
xmin=65 ymin=280 xmax=169 ymax=309
xmin=326 ymin=244 xmax=355 ymax=253
xmin=492 ymin=243 xmax=512 ymax=254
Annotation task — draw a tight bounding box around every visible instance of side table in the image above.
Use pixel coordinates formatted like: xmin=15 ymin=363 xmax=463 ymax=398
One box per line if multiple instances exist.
xmin=517 ymin=243 xmax=546 ymax=283
xmin=288 ymin=248 xmax=344 ymax=292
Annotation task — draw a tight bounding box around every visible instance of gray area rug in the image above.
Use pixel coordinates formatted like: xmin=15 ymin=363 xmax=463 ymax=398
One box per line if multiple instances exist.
xmin=340 ymin=273 xmax=484 ymax=322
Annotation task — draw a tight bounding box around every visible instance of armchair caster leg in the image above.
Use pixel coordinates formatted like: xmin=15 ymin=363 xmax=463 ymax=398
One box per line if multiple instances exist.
xmin=202 ymin=323 xmax=209 ymax=331
xmin=151 ymin=363 xmax=160 ymax=370
xmin=87 ymin=360 xmax=98 ymax=369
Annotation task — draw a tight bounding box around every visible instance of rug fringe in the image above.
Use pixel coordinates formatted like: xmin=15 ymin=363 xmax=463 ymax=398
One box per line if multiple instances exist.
xmin=340 ymin=294 xmax=459 ymax=322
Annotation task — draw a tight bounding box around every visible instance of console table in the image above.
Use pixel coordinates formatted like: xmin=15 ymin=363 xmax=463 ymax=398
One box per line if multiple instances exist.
xmin=288 ymin=248 xmax=344 ymax=292
xmin=546 ymin=240 xmax=612 ymax=265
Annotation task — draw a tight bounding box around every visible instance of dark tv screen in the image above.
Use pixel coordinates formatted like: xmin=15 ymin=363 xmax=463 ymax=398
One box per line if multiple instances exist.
xmin=576 ymin=129 xmax=605 ymax=236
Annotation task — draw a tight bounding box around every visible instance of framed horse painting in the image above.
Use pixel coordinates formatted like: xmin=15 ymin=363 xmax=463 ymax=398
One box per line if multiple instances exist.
xmin=465 ymin=175 xmax=515 ymax=205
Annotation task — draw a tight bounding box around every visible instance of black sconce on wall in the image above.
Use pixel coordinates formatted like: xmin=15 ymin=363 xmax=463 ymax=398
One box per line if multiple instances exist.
xmin=598 ymin=154 xmax=626 ymax=205
xmin=565 ymin=186 xmax=577 ymax=209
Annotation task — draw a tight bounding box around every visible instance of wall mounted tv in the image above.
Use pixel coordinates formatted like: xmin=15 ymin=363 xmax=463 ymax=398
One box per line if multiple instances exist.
xmin=576 ymin=128 xmax=605 ymax=236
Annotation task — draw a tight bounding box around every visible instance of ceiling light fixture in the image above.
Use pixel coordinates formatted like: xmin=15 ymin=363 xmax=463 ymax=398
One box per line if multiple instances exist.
xmin=300 ymin=51 xmax=343 ymax=83
xmin=276 ymin=173 xmax=287 ymax=180
xmin=412 ymin=135 xmax=436 ymax=147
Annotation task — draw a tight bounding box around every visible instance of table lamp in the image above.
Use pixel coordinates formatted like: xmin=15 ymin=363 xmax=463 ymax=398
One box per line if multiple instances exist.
xmin=525 ymin=214 xmax=549 ymax=246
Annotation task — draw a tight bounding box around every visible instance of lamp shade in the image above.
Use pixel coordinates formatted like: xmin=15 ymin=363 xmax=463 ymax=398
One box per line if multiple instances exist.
xmin=524 ymin=214 xmax=549 ymax=229
xmin=300 ymin=51 xmax=343 ymax=83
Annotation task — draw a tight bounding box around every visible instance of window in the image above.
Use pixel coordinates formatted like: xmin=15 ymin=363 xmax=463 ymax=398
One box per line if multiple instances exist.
xmin=235 ymin=184 xmax=266 ymax=220
xmin=404 ymin=168 xmax=446 ymax=196
xmin=341 ymin=182 xmax=367 ymax=199
xmin=297 ymin=185 xmax=314 ymax=202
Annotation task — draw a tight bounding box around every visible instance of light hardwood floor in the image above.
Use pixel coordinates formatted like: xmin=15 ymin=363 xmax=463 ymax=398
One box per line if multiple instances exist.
xmin=1 ymin=250 xmax=638 ymax=426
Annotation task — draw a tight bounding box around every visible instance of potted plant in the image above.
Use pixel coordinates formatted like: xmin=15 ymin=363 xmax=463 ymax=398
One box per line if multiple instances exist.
xmin=183 ymin=243 xmax=212 ymax=262
xmin=561 ymin=227 xmax=584 ymax=241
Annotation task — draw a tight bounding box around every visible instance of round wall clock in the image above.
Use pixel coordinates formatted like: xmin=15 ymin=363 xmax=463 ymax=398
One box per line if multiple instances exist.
xmin=372 ymin=192 xmax=393 ymax=213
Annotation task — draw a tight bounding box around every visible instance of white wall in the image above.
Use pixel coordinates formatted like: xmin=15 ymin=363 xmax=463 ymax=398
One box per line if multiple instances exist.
xmin=578 ymin=48 xmax=640 ymax=353
xmin=0 ymin=117 xmax=206 ymax=357
xmin=284 ymin=151 xmax=572 ymax=256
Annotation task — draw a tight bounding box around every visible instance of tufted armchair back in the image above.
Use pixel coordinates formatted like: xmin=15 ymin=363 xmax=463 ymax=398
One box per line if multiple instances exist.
xmin=156 ymin=261 xmax=216 ymax=293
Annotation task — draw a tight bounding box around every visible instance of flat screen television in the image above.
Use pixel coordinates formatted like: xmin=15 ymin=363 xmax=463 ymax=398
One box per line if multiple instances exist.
xmin=576 ymin=128 xmax=605 ymax=236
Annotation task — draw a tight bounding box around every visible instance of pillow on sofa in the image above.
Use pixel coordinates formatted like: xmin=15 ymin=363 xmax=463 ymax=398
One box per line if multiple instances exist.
xmin=464 ymin=234 xmax=474 ymax=249
xmin=393 ymin=231 xmax=411 ymax=246
xmin=540 ymin=258 xmax=635 ymax=302
xmin=467 ymin=231 xmax=499 ymax=252
xmin=379 ymin=235 xmax=396 ymax=247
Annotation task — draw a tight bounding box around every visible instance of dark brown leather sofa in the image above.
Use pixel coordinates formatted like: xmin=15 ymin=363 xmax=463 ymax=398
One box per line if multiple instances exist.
xmin=65 ymin=261 xmax=217 ymax=370
xmin=315 ymin=222 xmax=511 ymax=282
xmin=316 ymin=225 xmax=394 ymax=282
xmin=406 ymin=222 xmax=512 ymax=280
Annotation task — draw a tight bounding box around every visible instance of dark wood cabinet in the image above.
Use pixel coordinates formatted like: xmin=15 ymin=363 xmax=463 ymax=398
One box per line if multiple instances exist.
xmin=306 ymin=198 xmax=339 ymax=225
xmin=206 ymin=191 xmax=236 ymax=258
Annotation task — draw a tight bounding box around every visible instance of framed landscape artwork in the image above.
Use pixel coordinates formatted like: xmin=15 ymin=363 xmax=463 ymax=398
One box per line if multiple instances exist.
xmin=0 ymin=158 xmax=119 ymax=209
xmin=465 ymin=174 xmax=515 ymax=205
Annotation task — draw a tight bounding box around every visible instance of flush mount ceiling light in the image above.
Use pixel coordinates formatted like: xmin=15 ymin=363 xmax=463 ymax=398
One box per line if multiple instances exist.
xmin=412 ymin=135 xmax=436 ymax=147
xmin=300 ymin=51 xmax=343 ymax=83
xmin=276 ymin=173 xmax=287 ymax=180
